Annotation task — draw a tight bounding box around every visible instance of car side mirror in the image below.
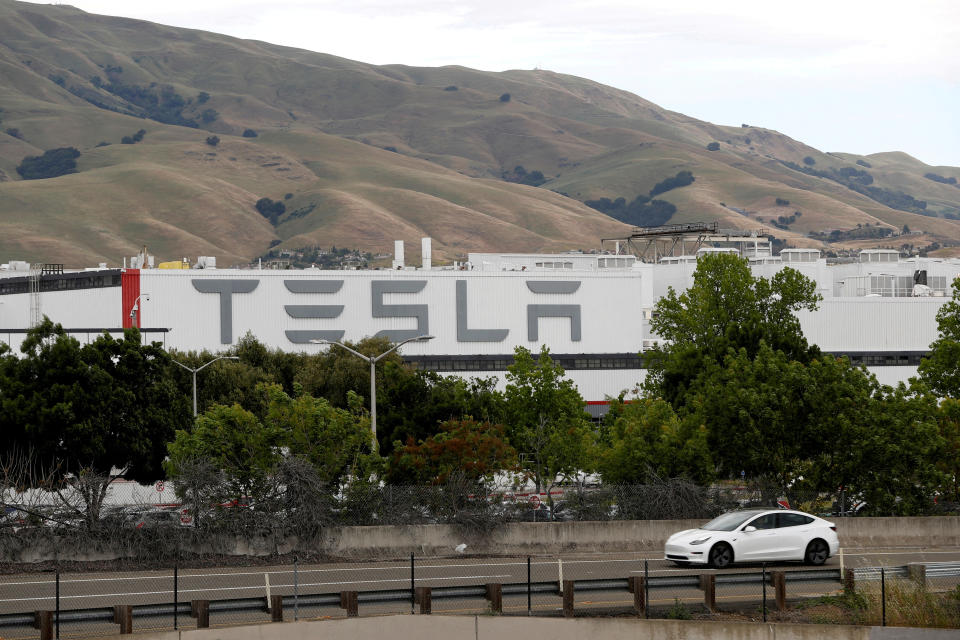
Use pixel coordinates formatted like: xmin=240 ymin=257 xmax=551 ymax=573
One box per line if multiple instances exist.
xmin=743 ymin=525 xmax=757 ymax=532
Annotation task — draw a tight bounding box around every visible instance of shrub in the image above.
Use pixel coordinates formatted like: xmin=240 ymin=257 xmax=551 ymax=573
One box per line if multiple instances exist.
xmin=242 ymin=128 xmax=258 ymax=138
xmin=205 ymin=136 xmax=220 ymax=147
xmin=284 ymin=193 xmax=293 ymax=200
xmin=201 ymin=108 xmax=218 ymax=124
xmin=16 ymin=147 xmax=81 ymax=180
xmin=649 ymin=171 xmax=695 ymax=197
xmin=706 ymin=142 xmax=720 ymax=151
xmin=803 ymin=156 xmax=816 ymax=165
xmin=502 ymin=165 xmax=546 ymax=187
xmin=121 ymin=136 xmax=134 ymax=144
xmin=5 ymin=127 xmax=22 ymax=139
xmin=499 ymin=93 xmax=511 ymax=102
xmin=856 ymin=159 xmax=872 ymax=168
xmin=444 ymin=85 xmax=458 ymax=91
xmin=95 ymin=141 xmax=110 ymax=147
xmin=197 ymin=91 xmax=210 ymax=104
xmin=925 ymin=172 xmax=957 ymax=185
xmin=776 ymin=198 xmax=790 ymax=206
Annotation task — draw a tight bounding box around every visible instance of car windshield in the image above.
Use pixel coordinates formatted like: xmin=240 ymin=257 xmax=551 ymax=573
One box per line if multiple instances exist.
xmin=701 ymin=510 xmax=766 ymax=531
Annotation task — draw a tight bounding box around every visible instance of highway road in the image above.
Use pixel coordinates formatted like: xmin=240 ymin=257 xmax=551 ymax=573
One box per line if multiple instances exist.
xmin=2 ymin=547 xmax=959 ymax=639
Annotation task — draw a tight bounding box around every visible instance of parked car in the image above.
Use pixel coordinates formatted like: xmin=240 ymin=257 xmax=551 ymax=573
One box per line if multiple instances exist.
xmin=664 ymin=509 xmax=839 ymax=568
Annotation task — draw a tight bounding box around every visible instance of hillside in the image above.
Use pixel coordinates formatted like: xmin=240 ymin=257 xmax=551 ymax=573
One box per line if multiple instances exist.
xmin=0 ymin=0 xmax=958 ymax=266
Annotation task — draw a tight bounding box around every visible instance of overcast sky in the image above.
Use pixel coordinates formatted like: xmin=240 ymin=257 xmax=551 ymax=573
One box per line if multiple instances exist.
xmin=49 ymin=0 xmax=959 ymax=167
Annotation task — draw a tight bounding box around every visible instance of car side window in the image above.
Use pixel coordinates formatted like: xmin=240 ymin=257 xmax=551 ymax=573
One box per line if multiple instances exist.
xmin=777 ymin=513 xmax=813 ymax=527
xmin=747 ymin=514 xmax=777 ymax=530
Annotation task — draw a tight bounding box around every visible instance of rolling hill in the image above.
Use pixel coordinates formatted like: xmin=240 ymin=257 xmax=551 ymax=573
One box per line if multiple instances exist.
xmin=0 ymin=0 xmax=958 ymax=267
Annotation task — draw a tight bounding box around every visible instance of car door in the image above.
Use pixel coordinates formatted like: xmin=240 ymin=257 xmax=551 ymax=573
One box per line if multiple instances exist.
xmin=773 ymin=513 xmax=815 ymax=560
xmin=734 ymin=513 xmax=779 ymax=561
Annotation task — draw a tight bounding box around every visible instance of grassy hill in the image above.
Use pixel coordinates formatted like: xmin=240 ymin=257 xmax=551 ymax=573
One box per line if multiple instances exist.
xmin=0 ymin=0 xmax=958 ymax=266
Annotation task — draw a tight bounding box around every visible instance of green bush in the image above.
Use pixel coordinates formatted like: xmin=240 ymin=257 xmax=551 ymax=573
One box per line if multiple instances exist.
xmin=16 ymin=147 xmax=81 ymax=180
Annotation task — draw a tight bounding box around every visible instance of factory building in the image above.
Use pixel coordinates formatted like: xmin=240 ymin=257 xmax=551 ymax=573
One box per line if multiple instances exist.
xmin=0 ymin=241 xmax=955 ymax=416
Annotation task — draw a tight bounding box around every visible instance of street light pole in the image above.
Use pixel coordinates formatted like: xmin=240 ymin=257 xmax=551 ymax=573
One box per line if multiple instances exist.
xmin=170 ymin=356 xmax=240 ymax=417
xmin=310 ymin=335 xmax=434 ymax=449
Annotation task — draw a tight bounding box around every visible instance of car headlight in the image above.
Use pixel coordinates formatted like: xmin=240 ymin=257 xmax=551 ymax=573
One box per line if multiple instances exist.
xmin=689 ymin=536 xmax=712 ymax=545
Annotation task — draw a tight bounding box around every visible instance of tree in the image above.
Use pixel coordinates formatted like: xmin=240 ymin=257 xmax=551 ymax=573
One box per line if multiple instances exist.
xmin=918 ymin=275 xmax=960 ymax=397
xmin=166 ymin=403 xmax=283 ymax=502
xmin=706 ymin=142 xmax=720 ymax=151
xmin=16 ymin=147 xmax=80 ymax=180
xmin=295 ymin=336 xmax=401 ymax=412
xmin=387 ymin=419 xmax=517 ymax=484
xmin=503 ymin=346 xmax=595 ymax=504
xmin=803 ymin=156 xmax=816 ymax=165
xmin=206 ymin=135 xmax=220 ymax=147
xmin=935 ymin=399 xmax=960 ymax=503
xmin=377 ymin=366 xmax=505 ymax=454
xmin=201 ymin=108 xmax=218 ymax=124
xmin=597 ymin=397 xmax=713 ymax=485
xmin=263 ymin=384 xmax=372 ymax=486
xmin=649 ymin=171 xmax=695 ymax=197
xmin=499 ymin=93 xmax=511 ymax=102
xmin=255 ymin=197 xmax=285 ymax=225
xmin=647 ymin=253 xmax=821 ymax=406
xmin=242 ymin=128 xmax=258 ymax=138
xmin=0 ymin=319 xmax=190 ymax=525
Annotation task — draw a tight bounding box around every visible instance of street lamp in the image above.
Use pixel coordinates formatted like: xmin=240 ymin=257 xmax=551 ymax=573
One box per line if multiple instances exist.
xmin=170 ymin=356 xmax=240 ymax=417
xmin=310 ymin=335 xmax=434 ymax=449
xmin=129 ymin=293 xmax=150 ymax=327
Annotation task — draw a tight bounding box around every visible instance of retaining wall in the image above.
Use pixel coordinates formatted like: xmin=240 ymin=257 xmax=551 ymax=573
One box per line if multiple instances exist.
xmin=3 ymin=517 xmax=958 ymax=563
xmin=91 ymin=615 xmax=958 ymax=640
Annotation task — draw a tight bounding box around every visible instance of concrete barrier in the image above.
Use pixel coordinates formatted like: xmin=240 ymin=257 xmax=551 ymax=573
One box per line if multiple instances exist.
xmin=89 ymin=615 xmax=958 ymax=640
xmin=3 ymin=517 xmax=958 ymax=563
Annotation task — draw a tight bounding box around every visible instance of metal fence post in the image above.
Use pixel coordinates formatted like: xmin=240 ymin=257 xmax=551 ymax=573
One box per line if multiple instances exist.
xmin=762 ymin=563 xmax=767 ymax=622
xmin=410 ymin=553 xmax=415 ymax=614
xmin=173 ymin=563 xmax=178 ymax=630
xmin=294 ymin=558 xmax=299 ymax=621
xmin=644 ymin=560 xmax=650 ymax=619
xmin=881 ymin=567 xmax=886 ymax=627
xmin=55 ymin=570 xmax=60 ymax=640
xmin=527 ymin=556 xmax=531 ymax=616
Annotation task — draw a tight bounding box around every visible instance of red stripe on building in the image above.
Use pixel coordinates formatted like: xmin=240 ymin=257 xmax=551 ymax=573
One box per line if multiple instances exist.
xmin=121 ymin=269 xmax=140 ymax=328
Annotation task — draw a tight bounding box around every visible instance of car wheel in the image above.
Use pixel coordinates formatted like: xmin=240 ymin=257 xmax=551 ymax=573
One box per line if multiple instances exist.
xmin=708 ymin=542 xmax=733 ymax=569
xmin=805 ymin=539 xmax=829 ymax=565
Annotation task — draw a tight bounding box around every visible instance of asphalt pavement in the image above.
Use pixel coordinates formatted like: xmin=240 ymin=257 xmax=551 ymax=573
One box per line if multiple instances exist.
xmin=1 ymin=547 xmax=958 ymax=639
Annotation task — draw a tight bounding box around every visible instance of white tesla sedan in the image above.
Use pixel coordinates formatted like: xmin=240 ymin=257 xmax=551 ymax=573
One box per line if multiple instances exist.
xmin=664 ymin=509 xmax=839 ymax=568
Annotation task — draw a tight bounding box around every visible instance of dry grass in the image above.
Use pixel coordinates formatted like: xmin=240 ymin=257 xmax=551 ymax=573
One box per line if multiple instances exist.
xmin=0 ymin=0 xmax=959 ymax=265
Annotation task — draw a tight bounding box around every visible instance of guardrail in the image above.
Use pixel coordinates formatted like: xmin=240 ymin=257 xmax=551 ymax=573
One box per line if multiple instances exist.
xmin=3 ymin=562 xmax=959 ymax=638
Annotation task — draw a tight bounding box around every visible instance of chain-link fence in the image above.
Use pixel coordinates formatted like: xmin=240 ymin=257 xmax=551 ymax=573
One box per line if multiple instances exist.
xmin=3 ymin=480 xmax=881 ymax=565
xmin=3 ymin=557 xmax=958 ymax=638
